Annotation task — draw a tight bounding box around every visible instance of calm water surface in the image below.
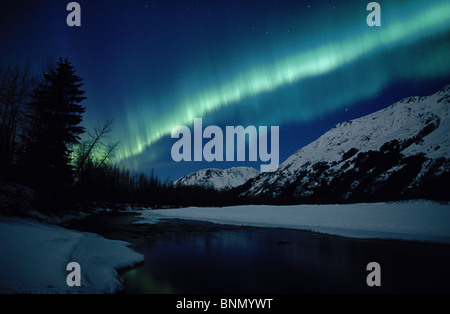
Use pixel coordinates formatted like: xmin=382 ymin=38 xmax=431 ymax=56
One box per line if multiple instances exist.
xmin=121 ymin=224 xmax=450 ymax=294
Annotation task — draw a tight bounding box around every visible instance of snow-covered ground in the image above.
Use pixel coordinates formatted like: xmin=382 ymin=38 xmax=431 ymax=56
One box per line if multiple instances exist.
xmin=1 ymin=200 xmax=448 ymax=293
xmin=136 ymin=201 xmax=450 ymax=244
xmin=0 ymin=217 xmax=144 ymax=294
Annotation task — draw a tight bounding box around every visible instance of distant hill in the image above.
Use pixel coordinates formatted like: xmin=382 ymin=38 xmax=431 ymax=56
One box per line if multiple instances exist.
xmin=174 ymin=167 xmax=259 ymax=191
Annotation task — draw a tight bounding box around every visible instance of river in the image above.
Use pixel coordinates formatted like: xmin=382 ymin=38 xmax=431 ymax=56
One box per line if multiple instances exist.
xmin=66 ymin=212 xmax=450 ymax=294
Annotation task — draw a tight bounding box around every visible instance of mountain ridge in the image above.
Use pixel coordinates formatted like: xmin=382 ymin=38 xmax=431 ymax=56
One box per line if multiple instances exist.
xmin=174 ymin=167 xmax=259 ymax=191
xmin=174 ymin=84 xmax=449 ymax=203
xmin=239 ymin=83 xmax=449 ymax=202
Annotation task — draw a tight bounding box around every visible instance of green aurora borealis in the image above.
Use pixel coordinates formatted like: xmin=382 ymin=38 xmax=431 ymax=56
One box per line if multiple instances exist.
xmin=115 ymin=0 xmax=450 ymax=169
xmin=1 ymin=0 xmax=449 ymax=179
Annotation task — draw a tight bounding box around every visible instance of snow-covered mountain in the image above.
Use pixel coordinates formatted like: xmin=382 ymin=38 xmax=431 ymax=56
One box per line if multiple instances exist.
xmin=174 ymin=167 xmax=260 ymax=191
xmin=239 ymin=84 xmax=450 ymax=202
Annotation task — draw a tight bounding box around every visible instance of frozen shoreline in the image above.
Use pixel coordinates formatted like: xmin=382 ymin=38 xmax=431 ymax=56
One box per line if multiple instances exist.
xmin=136 ymin=200 xmax=450 ymax=244
xmin=1 ymin=200 xmax=449 ymax=293
xmin=0 ymin=216 xmax=144 ymax=294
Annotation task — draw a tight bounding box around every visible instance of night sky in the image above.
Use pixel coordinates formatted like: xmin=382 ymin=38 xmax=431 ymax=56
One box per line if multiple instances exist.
xmin=1 ymin=0 xmax=449 ymax=181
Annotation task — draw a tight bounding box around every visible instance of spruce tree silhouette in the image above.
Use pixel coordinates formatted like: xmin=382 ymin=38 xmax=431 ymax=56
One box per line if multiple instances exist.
xmin=24 ymin=58 xmax=86 ymax=195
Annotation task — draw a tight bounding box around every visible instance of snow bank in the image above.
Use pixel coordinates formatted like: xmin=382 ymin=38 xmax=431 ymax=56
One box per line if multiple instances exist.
xmin=0 ymin=217 xmax=144 ymax=294
xmin=137 ymin=201 xmax=450 ymax=244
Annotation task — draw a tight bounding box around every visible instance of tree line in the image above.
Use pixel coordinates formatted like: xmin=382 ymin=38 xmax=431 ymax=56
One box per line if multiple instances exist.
xmin=0 ymin=58 xmax=231 ymax=214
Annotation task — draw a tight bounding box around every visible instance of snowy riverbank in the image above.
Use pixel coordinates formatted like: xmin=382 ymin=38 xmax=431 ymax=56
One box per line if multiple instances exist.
xmin=0 ymin=216 xmax=144 ymax=294
xmin=1 ymin=200 xmax=449 ymax=293
xmin=136 ymin=200 xmax=450 ymax=244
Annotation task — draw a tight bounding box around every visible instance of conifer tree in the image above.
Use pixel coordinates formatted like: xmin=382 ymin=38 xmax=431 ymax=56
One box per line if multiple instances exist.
xmin=23 ymin=58 xmax=86 ymax=191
